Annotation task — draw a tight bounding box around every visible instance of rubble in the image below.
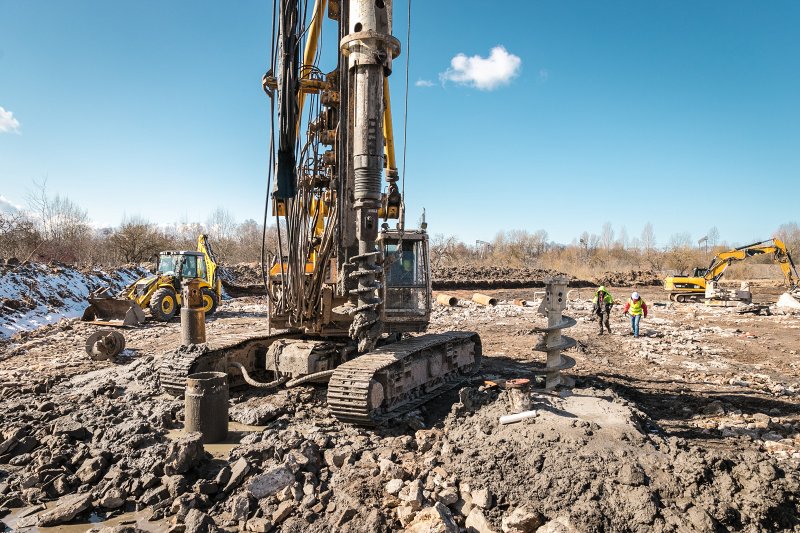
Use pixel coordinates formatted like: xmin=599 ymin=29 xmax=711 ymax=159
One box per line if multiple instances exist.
xmin=0 ymin=283 xmax=797 ymax=531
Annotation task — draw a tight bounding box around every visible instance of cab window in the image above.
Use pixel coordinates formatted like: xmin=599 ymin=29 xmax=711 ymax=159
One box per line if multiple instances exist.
xmin=197 ymin=257 xmax=207 ymax=281
xmin=181 ymin=255 xmax=198 ymax=278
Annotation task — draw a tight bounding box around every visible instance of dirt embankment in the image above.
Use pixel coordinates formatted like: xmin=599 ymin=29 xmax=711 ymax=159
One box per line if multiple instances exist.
xmin=432 ymin=266 xmax=593 ymax=290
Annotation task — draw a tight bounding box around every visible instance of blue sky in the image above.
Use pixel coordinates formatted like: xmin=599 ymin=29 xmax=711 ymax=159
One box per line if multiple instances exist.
xmin=1 ymin=1 xmax=798 ymax=247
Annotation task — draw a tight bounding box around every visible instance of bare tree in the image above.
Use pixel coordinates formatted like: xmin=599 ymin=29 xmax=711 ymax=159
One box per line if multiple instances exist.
xmin=0 ymin=212 xmax=42 ymax=261
xmin=109 ymin=215 xmax=168 ymax=263
xmin=617 ymin=226 xmax=629 ymax=249
xmin=600 ymin=222 xmax=615 ymax=250
xmin=707 ymin=226 xmax=720 ymax=248
xmin=26 ymin=179 xmax=92 ymax=263
xmin=206 ymin=207 xmax=238 ymax=260
xmin=775 ymin=222 xmax=800 ymax=254
xmin=640 ymin=223 xmax=656 ymax=252
xmin=669 ymin=232 xmax=693 ymax=249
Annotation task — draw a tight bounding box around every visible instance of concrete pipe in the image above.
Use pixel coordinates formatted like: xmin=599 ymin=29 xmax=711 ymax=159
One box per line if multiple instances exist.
xmin=184 ymin=372 xmax=228 ymax=443
xmin=436 ymin=293 xmax=458 ymax=306
xmin=513 ymin=299 xmax=528 ymax=307
xmin=473 ymin=293 xmax=498 ymax=306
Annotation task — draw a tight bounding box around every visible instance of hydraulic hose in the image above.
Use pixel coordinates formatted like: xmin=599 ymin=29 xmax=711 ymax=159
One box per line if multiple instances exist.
xmin=285 ymin=370 xmax=336 ymax=388
xmin=228 ymin=362 xmax=287 ymax=390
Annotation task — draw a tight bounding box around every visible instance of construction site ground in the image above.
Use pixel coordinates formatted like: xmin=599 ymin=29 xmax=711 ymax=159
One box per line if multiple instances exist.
xmin=1 ymin=278 xmax=799 ymax=532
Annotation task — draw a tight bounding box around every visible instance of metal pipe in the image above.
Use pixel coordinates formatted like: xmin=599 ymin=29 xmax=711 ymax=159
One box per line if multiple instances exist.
xmin=436 ymin=293 xmax=458 ymax=306
xmin=499 ymin=410 xmax=537 ymax=425
xmin=184 ymin=372 xmax=228 ymax=443
xmin=181 ymin=280 xmax=206 ymax=345
xmin=472 ymin=293 xmax=498 ymax=306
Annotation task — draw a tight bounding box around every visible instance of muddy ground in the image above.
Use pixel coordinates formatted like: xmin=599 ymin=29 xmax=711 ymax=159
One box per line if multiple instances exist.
xmin=0 ymin=281 xmax=799 ymax=532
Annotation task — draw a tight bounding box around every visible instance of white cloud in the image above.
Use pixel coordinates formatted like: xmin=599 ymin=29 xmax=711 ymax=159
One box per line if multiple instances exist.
xmin=0 ymin=195 xmax=22 ymax=215
xmin=0 ymin=107 xmax=20 ymax=134
xmin=415 ymin=79 xmax=435 ymax=87
xmin=439 ymin=46 xmax=521 ymax=91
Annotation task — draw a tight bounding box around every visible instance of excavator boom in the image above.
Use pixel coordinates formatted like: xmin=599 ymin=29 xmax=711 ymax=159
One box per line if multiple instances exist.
xmin=664 ymin=237 xmax=800 ymax=303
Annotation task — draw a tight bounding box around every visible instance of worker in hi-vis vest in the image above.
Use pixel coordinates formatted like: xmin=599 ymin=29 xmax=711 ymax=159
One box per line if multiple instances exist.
xmin=592 ymin=286 xmax=614 ymax=335
xmin=622 ymin=292 xmax=648 ymax=338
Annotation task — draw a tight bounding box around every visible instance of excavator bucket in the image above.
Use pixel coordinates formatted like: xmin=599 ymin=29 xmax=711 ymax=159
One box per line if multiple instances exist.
xmin=81 ymin=297 xmax=146 ymax=327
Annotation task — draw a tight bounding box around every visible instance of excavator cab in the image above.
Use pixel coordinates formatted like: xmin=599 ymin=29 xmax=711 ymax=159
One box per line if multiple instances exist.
xmin=380 ymin=229 xmax=431 ymax=333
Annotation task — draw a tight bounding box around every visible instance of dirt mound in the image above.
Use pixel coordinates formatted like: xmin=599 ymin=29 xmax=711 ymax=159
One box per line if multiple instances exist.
xmin=0 ymin=262 xmax=148 ymax=338
xmin=442 ymin=387 xmax=799 ymax=532
xmin=592 ymin=270 xmax=663 ymax=287
xmin=219 ymin=263 xmax=267 ymax=297
xmin=432 ymin=266 xmax=592 ymax=290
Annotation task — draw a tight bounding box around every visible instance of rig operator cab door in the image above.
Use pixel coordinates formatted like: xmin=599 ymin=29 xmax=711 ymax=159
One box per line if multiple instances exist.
xmin=380 ymin=230 xmax=431 ymax=334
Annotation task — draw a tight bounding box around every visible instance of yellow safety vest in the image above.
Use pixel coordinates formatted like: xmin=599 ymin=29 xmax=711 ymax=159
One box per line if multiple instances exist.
xmin=629 ymin=298 xmax=645 ymax=316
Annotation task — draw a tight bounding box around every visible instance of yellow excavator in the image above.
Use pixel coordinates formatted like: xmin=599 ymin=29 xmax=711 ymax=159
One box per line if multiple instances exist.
xmin=664 ymin=238 xmax=799 ymax=303
xmin=82 ymin=234 xmax=222 ymax=325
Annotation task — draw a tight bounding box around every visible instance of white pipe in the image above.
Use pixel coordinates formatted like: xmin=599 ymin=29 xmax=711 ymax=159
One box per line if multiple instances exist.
xmin=499 ymin=410 xmax=537 ymax=425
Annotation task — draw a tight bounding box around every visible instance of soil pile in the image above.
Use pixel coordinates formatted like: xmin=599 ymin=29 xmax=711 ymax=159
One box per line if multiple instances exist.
xmin=592 ymin=270 xmax=664 ymax=287
xmin=432 ymin=266 xmax=592 ymax=290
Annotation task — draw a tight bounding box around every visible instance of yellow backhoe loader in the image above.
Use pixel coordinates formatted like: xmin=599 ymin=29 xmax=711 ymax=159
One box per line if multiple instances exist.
xmin=82 ymin=234 xmax=222 ymax=325
xmin=664 ymin=238 xmax=799 ymax=304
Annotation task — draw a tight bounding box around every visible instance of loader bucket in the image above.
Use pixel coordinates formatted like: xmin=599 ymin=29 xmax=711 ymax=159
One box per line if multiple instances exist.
xmin=81 ymin=297 xmax=146 ymax=327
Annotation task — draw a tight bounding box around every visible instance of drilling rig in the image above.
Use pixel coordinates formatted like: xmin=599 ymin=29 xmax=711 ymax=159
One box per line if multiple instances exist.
xmin=159 ymin=0 xmax=482 ymax=425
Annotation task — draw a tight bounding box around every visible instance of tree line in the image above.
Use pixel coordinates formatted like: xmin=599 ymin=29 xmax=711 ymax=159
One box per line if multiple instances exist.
xmin=0 ymin=181 xmax=278 ymax=266
xmin=2 ymin=182 xmax=798 ymax=277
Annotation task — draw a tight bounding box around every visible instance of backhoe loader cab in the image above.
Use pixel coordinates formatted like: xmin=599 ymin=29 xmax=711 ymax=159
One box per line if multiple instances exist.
xmin=380 ymin=230 xmax=431 ymax=333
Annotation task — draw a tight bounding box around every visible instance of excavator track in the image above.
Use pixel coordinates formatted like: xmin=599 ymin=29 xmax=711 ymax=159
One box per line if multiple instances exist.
xmin=327 ymin=331 xmax=481 ymax=425
xmin=158 ymin=331 xmax=297 ymax=396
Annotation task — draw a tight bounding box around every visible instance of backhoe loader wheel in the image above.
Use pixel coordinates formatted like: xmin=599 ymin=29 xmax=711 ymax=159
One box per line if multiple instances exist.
xmin=150 ymin=288 xmax=178 ymax=321
xmin=201 ymin=288 xmax=219 ymax=315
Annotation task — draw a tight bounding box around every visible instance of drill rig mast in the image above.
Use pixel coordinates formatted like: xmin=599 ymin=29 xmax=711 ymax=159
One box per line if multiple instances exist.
xmin=160 ymin=0 xmax=481 ymax=425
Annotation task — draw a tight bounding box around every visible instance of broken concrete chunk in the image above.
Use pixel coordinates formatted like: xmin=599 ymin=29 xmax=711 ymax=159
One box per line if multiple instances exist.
xmin=183 ymin=508 xmax=217 ymax=533
xmin=37 ymin=492 xmax=93 ymax=526
xmin=230 ymin=402 xmax=286 ymax=426
xmin=399 ymin=479 xmax=425 ymax=510
xmin=51 ymin=417 xmax=89 ymax=440
xmin=272 ymin=500 xmax=293 ymax=525
xmin=501 ymin=507 xmax=545 ymax=533
xmin=465 ymin=507 xmax=499 ymax=533
xmin=223 ymin=458 xmax=250 ymax=493
xmin=76 ymin=455 xmax=108 ymax=484
xmin=99 ymin=488 xmax=126 ymax=510
xmin=437 ymin=488 xmax=458 ymax=506
xmin=164 ymin=432 xmax=205 ymax=475
xmin=406 ymin=502 xmax=459 ymax=533
xmin=245 ymin=517 xmax=273 ymax=532
xmin=471 ymin=488 xmax=493 ymax=509
xmin=247 ymin=465 xmax=294 ymax=499
xmin=386 ymin=478 xmax=404 ymax=495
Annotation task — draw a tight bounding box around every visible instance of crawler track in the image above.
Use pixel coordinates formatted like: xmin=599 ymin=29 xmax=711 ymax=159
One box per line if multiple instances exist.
xmin=158 ymin=331 xmax=297 ymax=396
xmin=328 ymin=331 xmax=482 ymax=425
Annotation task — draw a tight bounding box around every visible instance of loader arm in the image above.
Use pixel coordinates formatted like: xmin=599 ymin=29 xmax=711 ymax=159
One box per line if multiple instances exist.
xmin=197 ymin=234 xmax=221 ymax=294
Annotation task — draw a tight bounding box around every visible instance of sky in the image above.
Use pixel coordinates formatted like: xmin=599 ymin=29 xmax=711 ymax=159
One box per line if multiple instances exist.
xmin=1 ymin=1 xmax=799 ymax=248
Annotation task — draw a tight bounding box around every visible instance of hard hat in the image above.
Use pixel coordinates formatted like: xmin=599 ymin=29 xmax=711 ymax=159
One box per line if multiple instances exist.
xmin=598 ymin=286 xmax=606 ymax=292
xmin=631 ymin=292 xmax=640 ymax=300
